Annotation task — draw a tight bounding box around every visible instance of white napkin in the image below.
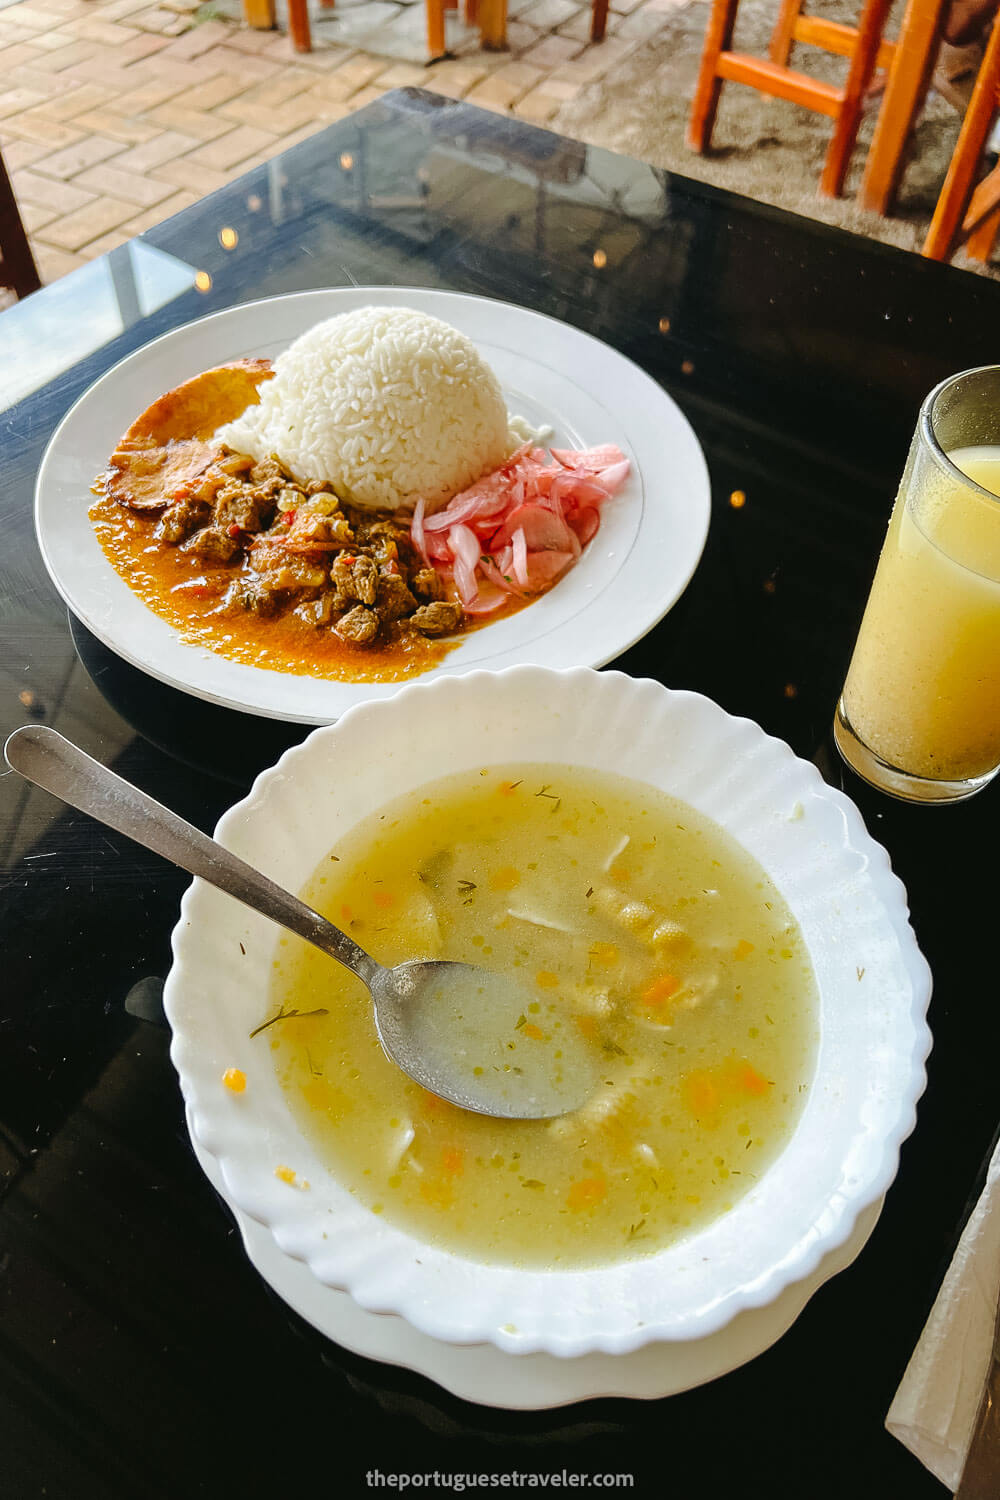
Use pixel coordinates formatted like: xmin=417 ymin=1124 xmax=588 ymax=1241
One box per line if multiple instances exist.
xmin=886 ymin=1137 xmax=1000 ymax=1492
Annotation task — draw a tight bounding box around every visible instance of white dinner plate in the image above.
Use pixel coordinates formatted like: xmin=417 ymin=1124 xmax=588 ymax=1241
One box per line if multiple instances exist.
xmin=35 ymin=288 xmax=711 ymax=724
xmin=188 ymin=1111 xmax=883 ymax=1410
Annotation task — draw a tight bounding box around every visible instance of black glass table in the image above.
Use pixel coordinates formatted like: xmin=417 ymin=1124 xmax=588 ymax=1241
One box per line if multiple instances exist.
xmin=3 ymin=88 xmax=998 ymax=1499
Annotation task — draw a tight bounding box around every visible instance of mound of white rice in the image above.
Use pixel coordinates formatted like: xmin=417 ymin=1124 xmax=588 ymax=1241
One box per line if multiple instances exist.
xmin=215 ymin=306 xmax=513 ymax=513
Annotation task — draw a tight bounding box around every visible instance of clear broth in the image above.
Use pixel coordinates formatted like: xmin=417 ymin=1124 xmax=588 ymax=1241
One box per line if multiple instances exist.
xmin=267 ymin=764 xmax=818 ymax=1269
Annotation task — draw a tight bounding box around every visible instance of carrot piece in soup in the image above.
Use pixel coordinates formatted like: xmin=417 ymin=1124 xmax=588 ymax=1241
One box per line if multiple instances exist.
xmin=685 ymin=1070 xmax=720 ymax=1120
xmin=739 ymin=1063 xmax=770 ymax=1096
xmin=641 ymin=974 xmax=680 ymax=1007
xmin=567 ymin=1176 xmax=607 ymax=1211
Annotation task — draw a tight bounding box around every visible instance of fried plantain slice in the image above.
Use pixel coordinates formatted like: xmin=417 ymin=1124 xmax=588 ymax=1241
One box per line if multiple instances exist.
xmin=101 ymin=358 xmax=274 ymax=512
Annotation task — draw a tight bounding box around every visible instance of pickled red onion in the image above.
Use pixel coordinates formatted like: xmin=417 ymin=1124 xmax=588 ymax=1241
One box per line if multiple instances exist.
xmin=410 ymin=442 xmax=628 ymax=614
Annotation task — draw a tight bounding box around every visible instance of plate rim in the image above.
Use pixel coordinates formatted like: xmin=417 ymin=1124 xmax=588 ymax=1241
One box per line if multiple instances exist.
xmin=189 ymin=1108 xmax=885 ymax=1408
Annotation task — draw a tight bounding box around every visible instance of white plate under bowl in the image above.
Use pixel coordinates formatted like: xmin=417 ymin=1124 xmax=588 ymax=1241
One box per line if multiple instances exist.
xmin=35 ymin=286 xmax=711 ymax=724
xmin=189 ymin=1112 xmax=884 ymax=1409
xmin=164 ymin=667 xmax=932 ymax=1360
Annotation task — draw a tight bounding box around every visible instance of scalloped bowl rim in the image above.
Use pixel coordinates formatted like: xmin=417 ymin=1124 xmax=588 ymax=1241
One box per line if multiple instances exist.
xmin=164 ymin=667 xmax=932 ymax=1358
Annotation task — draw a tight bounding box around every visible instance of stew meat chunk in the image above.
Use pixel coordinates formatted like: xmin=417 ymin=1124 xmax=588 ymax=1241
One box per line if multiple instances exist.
xmin=152 ymin=450 xmax=462 ymax=646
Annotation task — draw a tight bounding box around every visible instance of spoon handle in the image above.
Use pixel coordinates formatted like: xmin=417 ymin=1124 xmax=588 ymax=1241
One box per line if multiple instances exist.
xmin=4 ymin=725 xmax=379 ymax=985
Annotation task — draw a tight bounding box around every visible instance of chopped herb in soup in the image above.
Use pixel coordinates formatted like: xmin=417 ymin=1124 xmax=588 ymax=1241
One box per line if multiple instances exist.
xmin=266 ymin=765 xmax=818 ymax=1269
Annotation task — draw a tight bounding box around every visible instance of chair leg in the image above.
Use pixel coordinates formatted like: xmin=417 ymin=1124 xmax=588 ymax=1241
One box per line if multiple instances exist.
xmin=478 ymin=0 xmax=506 ymax=48
xmin=242 ymin=0 xmax=275 ymax=27
xmin=687 ymin=0 xmax=740 ymax=153
xmin=0 ymin=154 xmax=41 ymax=300
xmin=769 ymin=0 xmax=803 ymax=66
xmin=591 ymin=0 xmax=609 ymax=42
xmin=426 ymin=0 xmax=446 ymax=55
xmin=464 ymin=0 xmax=479 ymax=25
xmin=287 ymin=0 xmax=312 ymax=50
xmin=819 ymin=0 xmax=892 ymax=196
xmin=924 ymin=18 xmax=1000 ymax=258
xmin=966 ymin=199 xmax=1000 ymax=261
xmin=859 ymin=0 xmax=947 ymax=213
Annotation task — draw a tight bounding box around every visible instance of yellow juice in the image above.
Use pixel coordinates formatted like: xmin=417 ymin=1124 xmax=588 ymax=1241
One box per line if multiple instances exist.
xmin=843 ymin=445 xmax=1000 ymax=781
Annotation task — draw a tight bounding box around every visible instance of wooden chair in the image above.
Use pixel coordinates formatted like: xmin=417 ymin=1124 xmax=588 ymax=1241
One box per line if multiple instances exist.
xmin=858 ymin=0 xmax=949 ymax=214
xmin=426 ymin=0 xmax=608 ymax=57
xmin=426 ymin=0 xmax=507 ymax=56
xmin=242 ymin=0 xmax=334 ymax=53
xmin=923 ymin=13 xmax=1000 ymax=261
xmin=0 ymin=149 xmax=41 ymax=302
xmin=245 ymin=0 xmax=609 ymax=58
xmin=688 ymin=0 xmax=895 ymax=197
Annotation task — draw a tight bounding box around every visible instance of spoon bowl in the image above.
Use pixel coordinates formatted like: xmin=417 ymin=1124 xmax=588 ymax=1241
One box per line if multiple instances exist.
xmin=371 ymin=959 xmax=594 ymax=1117
xmin=3 ymin=724 xmax=593 ymax=1119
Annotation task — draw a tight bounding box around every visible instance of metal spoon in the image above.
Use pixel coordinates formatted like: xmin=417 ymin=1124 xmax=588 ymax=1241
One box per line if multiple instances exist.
xmin=4 ymin=725 xmax=595 ymax=1119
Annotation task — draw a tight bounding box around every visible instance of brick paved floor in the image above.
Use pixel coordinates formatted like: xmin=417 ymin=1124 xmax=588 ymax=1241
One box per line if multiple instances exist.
xmin=0 ymin=0 xmax=659 ymax=285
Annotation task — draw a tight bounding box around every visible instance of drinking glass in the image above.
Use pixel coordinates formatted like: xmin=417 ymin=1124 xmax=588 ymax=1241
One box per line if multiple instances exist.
xmin=835 ymin=366 xmax=1000 ymax=803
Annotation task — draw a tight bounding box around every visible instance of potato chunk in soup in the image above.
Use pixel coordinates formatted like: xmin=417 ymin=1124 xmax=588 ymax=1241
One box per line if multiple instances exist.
xmin=267 ymin=765 xmax=818 ymax=1269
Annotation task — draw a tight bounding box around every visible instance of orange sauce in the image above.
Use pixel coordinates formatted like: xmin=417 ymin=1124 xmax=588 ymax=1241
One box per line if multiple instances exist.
xmin=90 ymin=492 xmax=522 ymax=684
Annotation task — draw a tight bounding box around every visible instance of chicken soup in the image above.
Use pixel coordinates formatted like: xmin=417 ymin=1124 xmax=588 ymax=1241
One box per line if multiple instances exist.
xmin=265 ymin=765 xmax=818 ymax=1268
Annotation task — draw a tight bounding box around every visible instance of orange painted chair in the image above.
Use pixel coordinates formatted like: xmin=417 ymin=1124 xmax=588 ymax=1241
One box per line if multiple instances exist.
xmin=858 ymin=0 xmax=950 ymax=214
xmin=241 ymin=0 xmax=335 ymax=52
xmin=246 ymin=0 xmax=608 ymax=59
xmin=426 ymin=0 xmax=507 ymax=56
xmin=426 ymin=0 xmax=608 ymax=57
xmin=923 ymin=13 xmax=1000 ymax=261
xmin=688 ymin=0 xmax=896 ymax=197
